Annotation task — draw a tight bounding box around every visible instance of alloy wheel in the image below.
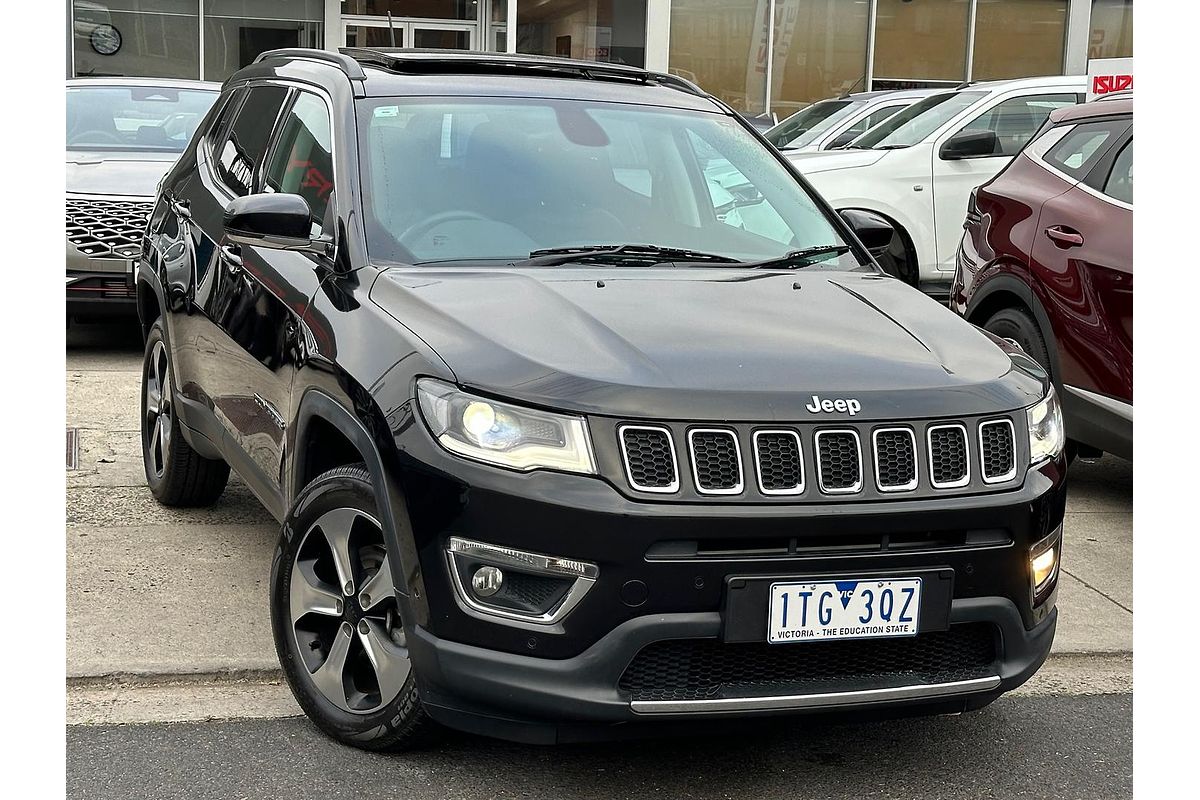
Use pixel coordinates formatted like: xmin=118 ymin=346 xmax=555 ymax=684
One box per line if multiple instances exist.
xmin=289 ymin=507 xmax=410 ymax=714
xmin=144 ymin=339 xmax=172 ymax=478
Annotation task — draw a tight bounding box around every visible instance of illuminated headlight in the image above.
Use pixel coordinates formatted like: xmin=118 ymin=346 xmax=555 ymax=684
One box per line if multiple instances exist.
xmin=1027 ymin=386 xmax=1065 ymax=464
xmin=416 ymin=378 xmax=596 ymax=474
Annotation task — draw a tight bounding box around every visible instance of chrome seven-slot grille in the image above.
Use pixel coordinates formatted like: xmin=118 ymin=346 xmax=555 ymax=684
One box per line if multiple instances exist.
xmin=616 ymin=416 xmax=1018 ymax=499
xmin=66 ymin=198 xmax=153 ymax=260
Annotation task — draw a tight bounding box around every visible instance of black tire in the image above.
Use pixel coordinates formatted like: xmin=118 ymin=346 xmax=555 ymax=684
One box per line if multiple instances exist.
xmin=271 ymin=464 xmax=437 ymax=751
xmin=982 ymin=306 xmax=1052 ymax=374
xmin=141 ymin=318 xmax=229 ymax=506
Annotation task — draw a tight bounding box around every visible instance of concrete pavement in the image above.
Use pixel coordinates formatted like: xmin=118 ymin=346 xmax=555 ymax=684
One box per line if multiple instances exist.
xmin=65 ymin=321 xmax=1133 ymax=724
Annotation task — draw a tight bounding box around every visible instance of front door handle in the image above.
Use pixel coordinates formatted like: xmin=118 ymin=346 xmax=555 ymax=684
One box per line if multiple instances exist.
xmin=1044 ymin=225 xmax=1084 ymax=248
xmin=219 ymin=244 xmax=243 ymax=271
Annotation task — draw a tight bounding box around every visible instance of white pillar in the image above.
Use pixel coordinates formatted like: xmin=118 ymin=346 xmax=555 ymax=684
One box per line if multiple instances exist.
xmin=506 ymin=0 xmax=517 ymax=53
xmin=325 ymin=0 xmax=341 ymax=51
xmin=644 ymin=0 xmax=671 ymax=72
xmin=1063 ymin=0 xmax=1092 ymax=75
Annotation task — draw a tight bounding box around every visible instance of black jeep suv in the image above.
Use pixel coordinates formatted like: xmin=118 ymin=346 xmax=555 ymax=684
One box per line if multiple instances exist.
xmin=138 ymin=48 xmax=1066 ymax=750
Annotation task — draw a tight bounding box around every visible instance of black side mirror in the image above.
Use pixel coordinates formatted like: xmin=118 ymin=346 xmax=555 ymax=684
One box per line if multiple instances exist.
xmin=940 ymin=129 xmax=1000 ymax=160
xmin=826 ymin=130 xmax=859 ymax=150
xmin=839 ymin=208 xmax=894 ymax=256
xmin=224 ymin=193 xmax=324 ymax=252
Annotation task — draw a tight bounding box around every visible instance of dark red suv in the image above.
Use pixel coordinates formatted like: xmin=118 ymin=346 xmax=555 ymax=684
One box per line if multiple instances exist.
xmin=952 ymin=98 xmax=1132 ymax=461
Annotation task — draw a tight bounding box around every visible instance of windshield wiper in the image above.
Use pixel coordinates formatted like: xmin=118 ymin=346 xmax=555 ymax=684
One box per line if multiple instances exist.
xmin=873 ymin=144 xmax=911 ymax=150
xmin=522 ymin=244 xmax=742 ymax=267
xmin=744 ymin=245 xmax=852 ymax=270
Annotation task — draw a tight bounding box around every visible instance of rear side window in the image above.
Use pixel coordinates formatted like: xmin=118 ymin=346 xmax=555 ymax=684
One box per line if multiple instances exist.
xmin=265 ymin=92 xmax=335 ymax=237
xmin=215 ymin=85 xmax=289 ymax=196
xmin=960 ymin=93 xmax=1078 ymax=156
xmin=1103 ymin=140 xmax=1133 ymax=205
xmin=1042 ymin=120 xmax=1128 ymax=180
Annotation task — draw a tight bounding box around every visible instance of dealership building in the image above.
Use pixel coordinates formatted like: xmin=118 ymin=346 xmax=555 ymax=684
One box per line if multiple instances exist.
xmin=68 ymin=1 xmax=1132 ymax=118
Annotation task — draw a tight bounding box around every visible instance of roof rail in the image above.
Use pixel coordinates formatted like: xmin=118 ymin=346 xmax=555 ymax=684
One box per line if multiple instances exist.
xmin=254 ymin=48 xmax=368 ymax=80
xmin=338 ymin=47 xmax=707 ymax=98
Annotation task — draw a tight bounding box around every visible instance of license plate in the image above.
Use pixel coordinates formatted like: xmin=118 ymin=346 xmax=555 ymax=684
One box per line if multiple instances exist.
xmin=767 ymin=578 xmax=922 ymax=643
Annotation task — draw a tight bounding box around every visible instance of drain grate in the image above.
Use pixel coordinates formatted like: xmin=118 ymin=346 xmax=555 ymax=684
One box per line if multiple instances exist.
xmin=66 ymin=427 xmax=80 ymax=470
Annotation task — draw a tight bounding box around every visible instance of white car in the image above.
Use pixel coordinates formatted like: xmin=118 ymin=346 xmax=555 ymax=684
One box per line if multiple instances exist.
xmin=787 ymin=75 xmax=1086 ymax=296
xmin=765 ymin=89 xmax=937 ymax=154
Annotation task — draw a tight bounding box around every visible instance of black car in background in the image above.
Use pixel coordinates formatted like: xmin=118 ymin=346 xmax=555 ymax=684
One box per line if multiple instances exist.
xmin=137 ymin=48 xmax=1066 ymax=750
xmin=67 ymin=78 xmax=219 ymax=320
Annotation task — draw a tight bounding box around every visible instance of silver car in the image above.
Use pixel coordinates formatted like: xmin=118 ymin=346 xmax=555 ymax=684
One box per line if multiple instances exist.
xmin=66 ymin=77 xmax=219 ymax=319
xmin=765 ymin=89 xmax=936 ymax=153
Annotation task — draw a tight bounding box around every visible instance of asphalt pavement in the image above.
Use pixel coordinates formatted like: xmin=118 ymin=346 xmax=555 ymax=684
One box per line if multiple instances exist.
xmin=67 ymin=694 xmax=1131 ymax=800
xmin=65 ymin=320 xmax=1134 ymax=799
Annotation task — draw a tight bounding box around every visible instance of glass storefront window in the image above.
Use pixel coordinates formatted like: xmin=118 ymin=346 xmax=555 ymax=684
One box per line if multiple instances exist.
xmin=670 ymin=0 xmax=769 ymax=115
xmin=972 ymin=0 xmax=1067 ymax=81
xmin=341 ymin=1 xmax=479 ymax=22
xmin=770 ymin=0 xmax=870 ymax=119
xmin=73 ymin=1 xmax=200 ymax=79
xmin=1090 ymin=0 xmax=1132 ymax=59
xmin=203 ymin=1 xmax=324 ymax=82
xmin=517 ymin=0 xmax=646 ymax=67
xmin=873 ymin=0 xmax=971 ymax=83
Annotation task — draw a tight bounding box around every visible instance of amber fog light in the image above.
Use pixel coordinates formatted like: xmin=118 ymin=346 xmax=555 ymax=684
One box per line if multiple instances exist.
xmin=1030 ymin=525 xmax=1062 ymax=604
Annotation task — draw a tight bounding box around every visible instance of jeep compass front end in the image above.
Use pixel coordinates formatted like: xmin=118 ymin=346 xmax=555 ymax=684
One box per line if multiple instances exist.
xmin=138 ymin=49 xmax=1066 ymax=750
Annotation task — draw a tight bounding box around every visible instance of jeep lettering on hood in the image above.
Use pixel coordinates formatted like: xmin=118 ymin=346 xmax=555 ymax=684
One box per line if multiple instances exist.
xmin=806 ymin=395 xmax=861 ymax=415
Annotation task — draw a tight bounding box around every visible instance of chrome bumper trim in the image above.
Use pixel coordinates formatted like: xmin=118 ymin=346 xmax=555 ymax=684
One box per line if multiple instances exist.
xmin=630 ymin=675 xmax=1002 ymax=715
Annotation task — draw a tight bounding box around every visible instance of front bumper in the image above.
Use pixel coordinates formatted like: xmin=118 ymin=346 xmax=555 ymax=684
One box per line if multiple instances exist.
xmin=412 ymin=599 xmax=1055 ymax=743
xmin=392 ymin=414 xmax=1066 ymax=742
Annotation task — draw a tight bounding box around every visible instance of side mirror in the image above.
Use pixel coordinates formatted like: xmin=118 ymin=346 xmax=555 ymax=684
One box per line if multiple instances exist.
xmin=839 ymin=208 xmax=894 ymax=256
xmin=826 ymin=130 xmax=859 ymax=150
xmin=940 ymin=129 xmax=1000 ymax=160
xmin=224 ymin=193 xmax=324 ymax=252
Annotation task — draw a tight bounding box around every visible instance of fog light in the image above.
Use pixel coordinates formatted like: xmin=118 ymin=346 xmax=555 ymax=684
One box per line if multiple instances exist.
xmin=1029 ymin=524 xmax=1061 ymax=605
xmin=1031 ymin=546 xmax=1057 ymax=592
xmin=471 ymin=565 xmax=504 ymax=597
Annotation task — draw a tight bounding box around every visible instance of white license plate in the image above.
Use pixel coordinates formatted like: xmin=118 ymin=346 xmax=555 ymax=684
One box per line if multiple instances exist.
xmin=767 ymin=578 xmax=922 ymax=644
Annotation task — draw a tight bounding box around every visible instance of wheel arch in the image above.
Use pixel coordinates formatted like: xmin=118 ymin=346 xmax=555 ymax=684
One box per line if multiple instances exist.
xmin=136 ymin=272 xmax=163 ymax=342
xmin=291 ymin=389 xmax=428 ymax=623
xmin=965 ymin=274 xmax=1063 ymax=388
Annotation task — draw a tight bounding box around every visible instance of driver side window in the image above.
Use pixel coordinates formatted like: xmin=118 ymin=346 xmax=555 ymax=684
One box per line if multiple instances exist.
xmin=264 ymin=92 xmax=335 ymax=238
xmin=956 ymin=93 xmax=1078 ymax=156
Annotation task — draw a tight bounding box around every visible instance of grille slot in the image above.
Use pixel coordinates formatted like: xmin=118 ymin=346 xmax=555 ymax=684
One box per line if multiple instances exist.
xmin=979 ymin=419 xmax=1017 ymax=483
xmin=873 ymin=427 xmax=918 ymax=492
xmin=619 ymin=425 xmax=679 ymax=493
xmin=66 ymin=198 xmax=153 ymax=260
xmin=687 ymin=429 xmax=743 ymax=495
xmin=619 ymin=624 xmax=998 ymax=703
xmin=753 ymin=430 xmax=804 ymax=495
xmin=928 ymin=424 xmax=970 ymax=489
xmin=814 ymin=430 xmax=862 ymax=494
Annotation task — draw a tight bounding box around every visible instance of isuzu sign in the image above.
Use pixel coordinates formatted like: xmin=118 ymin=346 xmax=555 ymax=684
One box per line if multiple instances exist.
xmin=1087 ymin=57 xmax=1133 ymax=102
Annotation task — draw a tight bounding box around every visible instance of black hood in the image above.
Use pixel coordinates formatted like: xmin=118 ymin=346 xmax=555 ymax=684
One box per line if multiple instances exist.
xmin=66 ymin=150 xmax=179 ymax=197
xmin=370 ymin=268 xmax=1045 ymax=421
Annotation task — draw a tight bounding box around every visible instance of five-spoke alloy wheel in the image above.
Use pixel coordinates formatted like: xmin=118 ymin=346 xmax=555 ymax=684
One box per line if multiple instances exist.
xmin=272 ymin=465 xmax=435 ymax=750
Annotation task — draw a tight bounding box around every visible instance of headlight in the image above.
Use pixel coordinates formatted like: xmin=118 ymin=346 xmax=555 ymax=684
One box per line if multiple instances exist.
xmin=1027 ymin=385 xmax=1065 ymax=464
xmin=416 ymin=378 xmax=596 ymax=474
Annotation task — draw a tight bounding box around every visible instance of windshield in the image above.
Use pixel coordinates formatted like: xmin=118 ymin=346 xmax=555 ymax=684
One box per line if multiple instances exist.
xmin=358 ymin=97 xmax=863 ymax=269
xmin=851 ymin=91 xmax=985 ymax=149
xmin=765 ymin=99 xmax=857 ymax=149
xmin=66 ymin=85 xmax=218 ymax=152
